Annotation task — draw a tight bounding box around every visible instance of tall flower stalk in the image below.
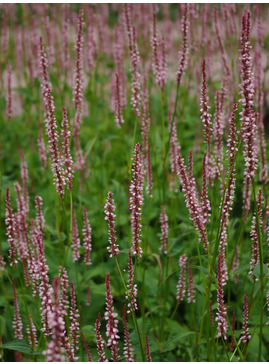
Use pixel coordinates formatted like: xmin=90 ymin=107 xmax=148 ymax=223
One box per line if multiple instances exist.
xmin=130 ymin=143 xmax=144 ymax=258
xmin=239 ymin=12 xmax=258 ymax=220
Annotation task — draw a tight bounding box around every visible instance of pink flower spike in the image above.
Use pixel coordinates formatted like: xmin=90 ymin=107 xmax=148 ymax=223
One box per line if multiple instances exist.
xmin=176 ymin=254 xmax=187 ymax=303
xmin=82 ymin=208 xmax=92 ymax=265
xmin=130 ymin=27 xmax=141 ymax=117
xmin=239 ymin=12 xmax=258 ymax=220
xmin=12 ymin=279 xmax=23 ymax=340
xmin=187 ymin=259 xmax=195 ymax=303
xmin=42 ymin=276 xmax=65 ymax=362
xmin=130 ymin=142 xmax=144 ymax=258
xmin=5 ymin=188 xmax=17 ymax=266
xmin=105 ymin=273 xmax=120 ymax=361
xmin=159 ymin=205 xmax=168 ymax=254
xmin=126 ymin=251 xmax=138 ymax=313
xmin=59 ymin=266 xmax=69 ymax=314
xmin=35 ymin=195 xmax=45 ymax=236
xmin=240 ymin=294 xmax=251 ymax=343
xmin=95 ymin=313 xmax=107 ymax=362
xmin=215 ymin=251 xmax=228 ymax=340
xmin=200 ymin=59 xmax=213 ymax=182
xmin=61 ymin=107 xmax=74 ymax=190
xmin=177 ymin=154 xmax=208 ymax=252
xmin=26 ymin=314 xmax=37 ymax=347
xmin=123 ymin=305 xmax=134 ymax=361
xmin=70 ymin=281 xmax=80 ymax=353
xmin=176 ymin=3 xmax=189 ymax=87
xmin=71 ymin=209 xmax=80 ymax=262
xmin=105 ymin=191 xmax=119 ymax=258
xmin=145 ymin=335 xmax=152 ymax=362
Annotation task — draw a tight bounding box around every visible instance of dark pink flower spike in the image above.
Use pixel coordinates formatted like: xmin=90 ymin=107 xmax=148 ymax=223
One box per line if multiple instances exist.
xmin=12 ymin=279 xmax=23 ymax=340
xmin=80 ymin=330 xmax=92 ymax=361
xmin=130 ymin=143 xmax=144 ymax=258
xmin=145 ymin=335 xmax=152 ymax=362
xmin=82 ymin=208 xmax=92 ymax=265
xmin=5 ymin=188 xmax=17 ymax=266
xmin=240 ymin=294 xmax=251 ymax=343
xmin=26 ymin=314 xmax=37 ymax=347
xmin=105 ymin=191 xmax=119 ymax=258
xmin=105 ymin=273 xmax=120 ymax=361
xmin=123 ymin=305 xmax=134 ymax=361
xmin=95 ymin=313 xmax=107 ymax=362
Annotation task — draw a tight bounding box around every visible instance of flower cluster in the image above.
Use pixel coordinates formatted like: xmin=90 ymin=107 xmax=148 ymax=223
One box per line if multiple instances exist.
xmin=12 ymin=279 xmax=23 ymax=340
xmin=151 ymin=9 xmax=167 ymax=89
xmin=215 ymin=251 xmax=228 ymax=340
xmin=123 ymin=305 xmax=134 ymax=361
xmin=176 ymin=4 xmax=189 ymax=86
xmin=126 ymin=251 xmax=138 ymax=313
xmin=43 ymin=277 xmax=65 ymax=362
xmin=159 ymin=205 xmax=168 ymax=254
xmin=71 ymin=210 xmax=81 ymax=262
xmin=105 ymin=191 xmax=119 ymax=257
xmin=176 ymin=254 xmax=187 ymax=303
xmin=130 ymin=143 xmax=144 ymax=258
xmin=177 ymin=154 xmax=208 ymax=252
xmin=240 ymin=293 xmax=251 ymax=343
xmin=104 ymin=273 xmax=119 ymax=361
xmin=239 ymin=12 xmax=258 ymax=220
xmin=82 ymin=208 xmax=92 ymax=265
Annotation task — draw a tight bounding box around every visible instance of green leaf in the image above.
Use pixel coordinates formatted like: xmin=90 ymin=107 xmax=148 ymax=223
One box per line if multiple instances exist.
xmin=163 ymin=331 xmax=196 ymax=352
xmin=253 ymin=263 xmax=268 ymax=279
xmin=81 ymin=325 xmax=96 ymax=343
xmin=3 ymin=340 xmax=33 ymax=355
